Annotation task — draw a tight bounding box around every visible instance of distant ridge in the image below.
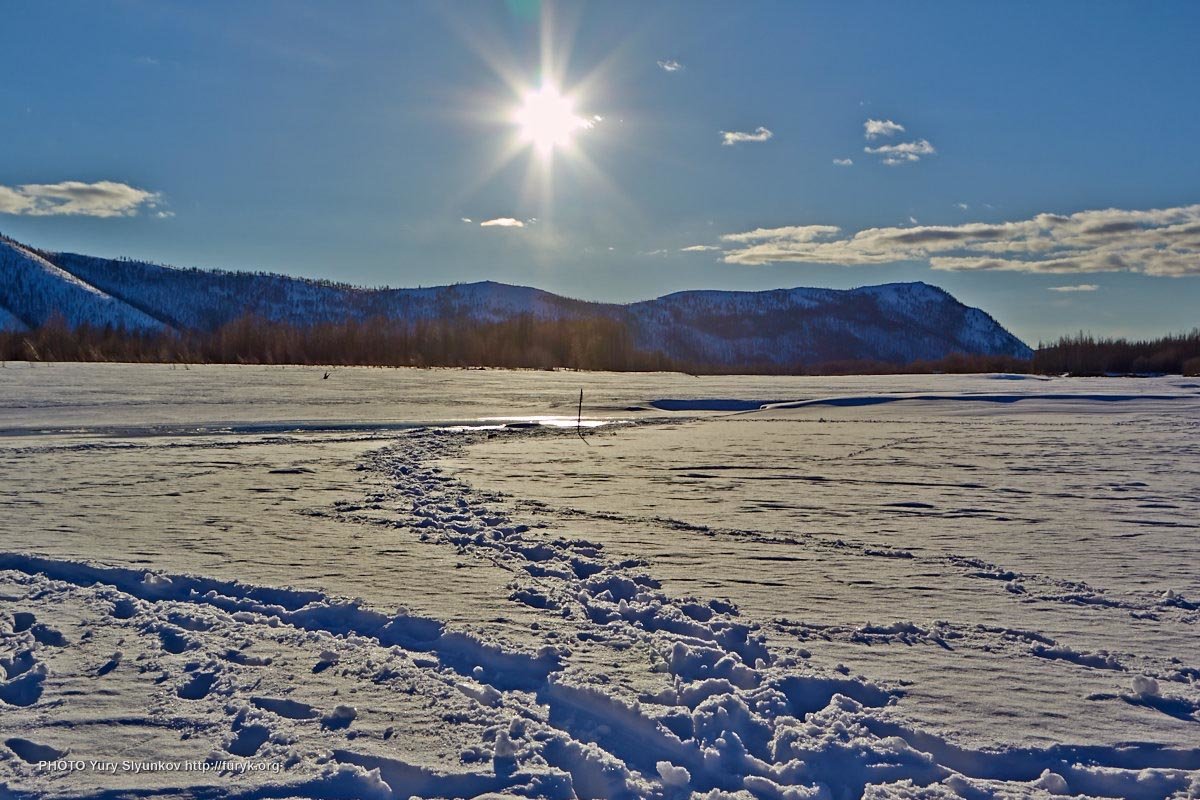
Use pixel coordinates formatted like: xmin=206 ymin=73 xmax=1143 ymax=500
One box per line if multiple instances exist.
xmin=0 ymin=234 xmax=1032 ymax=367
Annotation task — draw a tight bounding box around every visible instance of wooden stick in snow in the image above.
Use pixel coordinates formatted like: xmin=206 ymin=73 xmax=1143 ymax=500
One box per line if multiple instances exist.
xmin=577 ymin=388 xmax=590 ymax=445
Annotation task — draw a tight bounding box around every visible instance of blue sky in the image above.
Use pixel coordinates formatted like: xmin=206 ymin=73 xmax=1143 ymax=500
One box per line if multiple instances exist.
xmin=1 ymin=0 xmax=1198 ymax=344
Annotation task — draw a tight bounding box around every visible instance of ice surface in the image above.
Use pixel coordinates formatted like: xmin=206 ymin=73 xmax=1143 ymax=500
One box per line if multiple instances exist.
xmin=0 ymin=365 xmax=1197 ymax=799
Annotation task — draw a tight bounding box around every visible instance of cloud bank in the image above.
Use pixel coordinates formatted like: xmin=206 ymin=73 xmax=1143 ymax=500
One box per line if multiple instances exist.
xmin=721 ymin=127 xmax=773 ymax=146
xmin=0 ymin=180 xmax=162 ymax=218
xmin=719 ymin=204 xmax=1200 ymax=276
xmin=1048 ymin=284 xmax=1099 ymax=292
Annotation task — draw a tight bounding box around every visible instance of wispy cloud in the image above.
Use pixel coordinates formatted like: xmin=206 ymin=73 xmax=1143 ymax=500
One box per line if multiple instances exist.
xmin=864 ymin=119 xmax=905 ymax=139
xmin=1048 ymin=284 xmax=1100 ymax=292
xmin=720 ymin=127 xmax=773 ymax=146
xmin=864 ymin=138 xmax=936 ymax=166
xmin=723 ymin=225 xmax=841 ymax=245
xmin=480 ymin=217 xmax=525 ymax=228
xmin=718 ymin=204 xmax=1200 ymax=276
xmin=0 ymin=180 xmax=164 ymax=218
xmin=461 ymin=217 xmax=472 ymax=223
xmin=680 ymin=244 xmax=720 ymax=252
xmin=955 ymin=202 xmax=969 ymax=210
xmin=832 ymin=158 xmax=854 ymax=166
xmin=657 ymin=59 xmax=683 ymax=72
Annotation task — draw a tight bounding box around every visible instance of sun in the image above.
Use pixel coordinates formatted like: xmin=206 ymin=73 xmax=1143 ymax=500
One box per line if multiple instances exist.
xmin=513 ymin=84 xmax=593 ymax=156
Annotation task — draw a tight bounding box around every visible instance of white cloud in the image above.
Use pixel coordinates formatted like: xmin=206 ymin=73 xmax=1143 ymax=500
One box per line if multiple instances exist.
xmin=832 ymin=158 xmax=854 ymax=166
xmin=859 ymin=117 xmax=935 ymax=165
xmin=461 ymin=217 xmax=472 ymax=223
xmin=722 ymin=225 xmax=841 ymax=245
xmin=680 ymin=244 xmax=721 ymax=252
xmin=864 ymin=138 xmax=936 ymax=165
xmin=1048 ymin=284 xmax=1099 ymax=292
xmin=480 ymin=217 xmax=525 ymax=228
xmin=657 ymin=59 xmax=683 ymax=72
xmin=718 ymin=204 xmax=1200 ymax=276
xmin=955 ymin=202 xmax=969 ymax=210
xmin=864 ymin=119 xmax=905 ymax=139
xmin=0 ymin=180 xmax=163 ymax=218
xmin=720 ymin=127 xmax=773 ymax=146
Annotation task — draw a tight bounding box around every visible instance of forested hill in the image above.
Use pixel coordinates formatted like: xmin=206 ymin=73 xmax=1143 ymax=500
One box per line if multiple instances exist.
xmin=0 ymin=234 xmax=1033 ymax=369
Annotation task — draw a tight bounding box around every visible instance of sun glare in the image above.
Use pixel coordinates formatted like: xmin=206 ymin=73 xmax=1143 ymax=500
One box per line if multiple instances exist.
xmin=514 ymin=84 xmax=592 ymax=155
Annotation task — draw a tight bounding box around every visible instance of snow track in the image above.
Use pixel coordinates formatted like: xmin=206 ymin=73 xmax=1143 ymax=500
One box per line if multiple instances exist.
xmin=3 ymin=369 xmax=1200 ymax=799
xmin=5 ymin=421 xmax=1197 ymax=799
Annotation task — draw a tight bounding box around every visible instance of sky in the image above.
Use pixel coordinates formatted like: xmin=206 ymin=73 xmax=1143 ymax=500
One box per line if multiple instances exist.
xmin=1 ymin=0 xmax=1198 ymax=344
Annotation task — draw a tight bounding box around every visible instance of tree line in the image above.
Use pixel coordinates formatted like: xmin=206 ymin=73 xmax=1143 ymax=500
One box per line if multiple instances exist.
xmin=1032 ymin=330 xmax=1200 ymax=376
xmin=2 ymin=313 xmax=1197 ymax=375
xmin=0 ymin=313 xmax=677 ymax=372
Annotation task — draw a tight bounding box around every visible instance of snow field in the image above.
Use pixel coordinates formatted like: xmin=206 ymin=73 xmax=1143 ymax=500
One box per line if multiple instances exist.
xmin=1 ymin=367 xmax=1198 ymax=798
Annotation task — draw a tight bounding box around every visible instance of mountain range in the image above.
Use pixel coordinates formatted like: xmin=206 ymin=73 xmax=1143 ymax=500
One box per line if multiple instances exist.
xmin=0 ymin=234 xmax=1032 ymax=367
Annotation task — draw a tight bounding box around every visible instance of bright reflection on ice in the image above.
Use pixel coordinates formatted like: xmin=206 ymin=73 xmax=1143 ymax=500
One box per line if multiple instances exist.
xmin=480 ymin=415 xmax=623 ymax=428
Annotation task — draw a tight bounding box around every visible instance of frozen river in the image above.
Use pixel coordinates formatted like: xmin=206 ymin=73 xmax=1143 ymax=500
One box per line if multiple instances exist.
xmin=1 ymin=364 xmax=1197 ymax=799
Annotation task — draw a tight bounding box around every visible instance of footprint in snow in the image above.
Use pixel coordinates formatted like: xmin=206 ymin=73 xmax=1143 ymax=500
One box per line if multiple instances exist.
xmin=177 ymin=671 xmax=217 ymax=700
xmin=0 ymin=664 xmax=47 ymax=707
xmin=5 ymin=737 xmax=66 ymax=764
xmin=110 ymin=598 xmax=138 ymax=619
xmin=158 ymin=626 xmax=197 ymax=654
xmin=1 ymin=649 xmax=36 ymax=680
xmin=251 ymin=696 xmax=319 ymax=720
xmin=226 ymin=724 xmax=271 ymax=757
xmin=30 ymin=623 xmax=67 ymax=647
xmin=222 ymin=648 xmax=273 ymax=666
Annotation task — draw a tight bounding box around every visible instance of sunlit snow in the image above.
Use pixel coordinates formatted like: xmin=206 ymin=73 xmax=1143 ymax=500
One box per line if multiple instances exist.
xmin=1 ymin=364 xmax=1197 ymax=799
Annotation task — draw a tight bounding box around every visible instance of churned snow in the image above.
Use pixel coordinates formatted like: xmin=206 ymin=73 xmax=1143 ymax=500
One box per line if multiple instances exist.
xmin=0 ymin=364 xmax=1197 ymax=799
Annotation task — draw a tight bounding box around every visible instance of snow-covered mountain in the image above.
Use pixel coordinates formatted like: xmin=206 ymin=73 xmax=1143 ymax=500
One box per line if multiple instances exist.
xmin=0 ymin=235 xmax=1033 ymax=364
xmin=0 ymin=237 xmax=164 ymax=333
xmin=624 ymin=282 xmax=1033 ymax=365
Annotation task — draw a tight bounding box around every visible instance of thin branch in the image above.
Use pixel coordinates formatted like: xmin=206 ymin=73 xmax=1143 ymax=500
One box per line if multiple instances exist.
xmin=577 ymin=388 xmax=590 ymax=445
